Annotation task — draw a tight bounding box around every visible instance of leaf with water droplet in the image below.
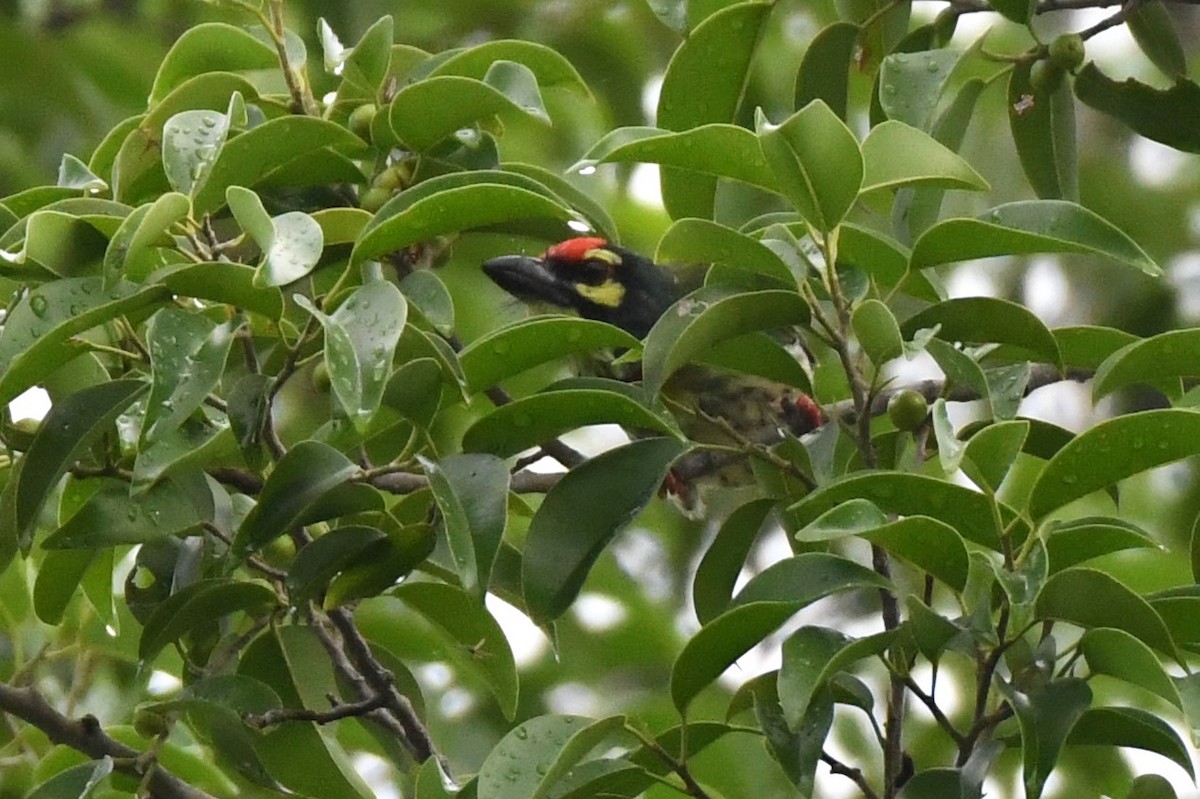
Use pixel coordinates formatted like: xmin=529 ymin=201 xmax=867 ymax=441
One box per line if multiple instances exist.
xmin=477 ymin=714 xmax=624 ymax=798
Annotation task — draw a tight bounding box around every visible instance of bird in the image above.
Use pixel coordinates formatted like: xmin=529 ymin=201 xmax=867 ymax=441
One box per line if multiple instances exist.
xmin=481 ymin=236 xmax=823 ymax=508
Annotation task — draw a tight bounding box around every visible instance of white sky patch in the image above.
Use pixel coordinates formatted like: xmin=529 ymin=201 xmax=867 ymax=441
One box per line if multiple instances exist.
xmin=147 ymin=670 xmax=182 ymax=696
xmin=629 ymin=163 xmax=663 ymax=208
xmin=1024 ymin=256 xmax=1070 ymax=323
xmin=486 ymin=593 xmax=550 ymax=668
xmin=439 ymin=687 xmax=475 ymax=719
xmin=544 ymin=681 xmax=602 ymax=716
xmin=945 ymin=264 xmax=1000 ymax=299
xmin=352 ymin=754 xmax=400 ymax=799
xmin=572 ymin=592 xmax=628 ymax=632
xmin=9 ymin=385 xmax=50 ymax=422
xmin=1130 ymin=136 xmax=1192 ymax=189
xmin=1170 ymin=252 xmax=1200 ymax=321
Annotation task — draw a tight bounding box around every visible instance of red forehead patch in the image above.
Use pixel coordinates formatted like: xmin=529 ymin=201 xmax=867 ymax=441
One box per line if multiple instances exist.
xmin=545 ymin=237 xmax=609 ymax=262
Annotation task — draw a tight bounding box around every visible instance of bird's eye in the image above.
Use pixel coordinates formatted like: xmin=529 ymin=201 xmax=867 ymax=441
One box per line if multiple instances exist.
xmin=572 ymin=258 xmax=612 ymax=285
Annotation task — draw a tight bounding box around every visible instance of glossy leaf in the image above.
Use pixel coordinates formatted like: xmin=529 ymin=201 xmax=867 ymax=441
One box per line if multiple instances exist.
xmin=102 ymin=191 xmax=189 ymax=286
xmin=901 ymin=296 xmax=1062 ymax=368
xmin=154 ymin=261 xmax=284 ymax=319
xmin=232 ymin=441 xmax=360 ymax=559
xmin=863 ymin=516 xmax=970 ymax=591
xmin=962 ymin=419 xmax=1029 ymax=492
xmin=642 ymin=285 xmax=810 ymax=398
xmin=1067 ymin=706 xmax=1194 ymax=779
xmin=287 ymin=526 xmax=386 ymax=607
xmin=695 ymin=331 xmax=814 ymax=393
xmin=423 ymin=453 xmax=508 ymax=598
xmin=1079 ymin=627 xmax=1182 ymax=710
xmin=44 ymin=476 xmax=207 ymax=548
xmin=852 ymin=298 xmax=904 ymax=366
xmin=911 ymin=201 xmax=1160 ymax=276
xmin=778 ymin=627 xmax=894 ymax=728
xmin=657 ymin=1 xmax=774 ymax=218
xmin=1075 ymin=63 xmax=1200 ymax=154
xmin=878 ymin=50 xmax=962 ymax=129
xmin=656 ymin=218 xmax=794 ymax=285
xmin=840 ymin=223 xmax=941 ymax=301
xmin=732 ymin=552 xmax=891 ymax=606
xmin=141 ymin=309 xmax=238 ymax=444
xmin=794 ymin=498 xmax=887 ymax=542
xmin=329 ymin=15 xmax=394 ymax=101
xmin=0 ymin=277 xmax=168 ymax=406
xmin=795 ymin=22 xmax=859 ymax=119
xmin=757 ymin=101 xmax=863 ymax=231
xmin=1127 ymin=1 xmax=1187 ymax=78
xmin=162 ymin=107 xmax=231 ymax=196
xmin=861 ymin=120 xmax=988 ymax=193
xmin=988 ymin=0 xmax=1035 ymax=22
xmin=1029 ymin=409 xmax=1200 ymax=519
xmin=352 ymin=183 xmax=573 ymax=267
xmin=788 ymin=471 xmax=1017 ymax=550
xmin=1008 ymin=59 xmax=1078 ymax=201
xmin=139 ymin=578 xmax=276 ymax=662
xmin=13 ymin=380 xmax=147 ymax=546
xmin=460 ymin=316 xmax=638 ymax=393
xmin=463 ymin=388 xmax=680 ymax=457
xmin=1036 ymin=568 xmax=1176 ymax=656
xmin=1002 ymin=678 xmax=1091 ymax=799
xmin=1045 ymin=516 xmax=1157 ymax=573
xmin=296 ymin=280 xmax=406 ymax=431
xmin=693 ymin=499 xmax=774 ymax=625
xmin=387 ymin=64 xmax=549 ymax=153
xmin=391 ymin=582 xmax=519 ymax=720
xmin=522 ymin=438 xmax=686 ymax=623
xmin=1054 ymin=324 xmax=1139 ymax=370
xmin=573 ymin=124 xmax=778 ymax=195
xmin=430 ymin=39 xmax=591 ymax=95
xmin=477 ymin=714 xmax=624 ymax=799
xmin=149 ymin=22 xmax=276 ymax=102
xmin=1092 ymin=329 xmax=1200 ymax=400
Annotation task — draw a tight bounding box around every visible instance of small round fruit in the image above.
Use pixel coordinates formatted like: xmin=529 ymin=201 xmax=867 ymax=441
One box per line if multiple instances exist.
xmin=348 ymin=103 xmax=377 ymax=140
xmin=1048 ymin=33 xmax=1085 ymax=71
xmin=1030 ymin=59 xmax=1066 ymax=93
xmin=360 ymin=185 xmax=392 ymax=212
xmin=311 ymin=361 xmax=332 ymax=392
xmin=133 ymin=708 xmax=169 ymax=739
xmin=888 ymin=389 xmax=929 ymax=432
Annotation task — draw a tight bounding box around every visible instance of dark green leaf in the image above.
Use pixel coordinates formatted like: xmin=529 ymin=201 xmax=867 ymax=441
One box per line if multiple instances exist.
xmin=287 ymin=526 xmax=386 ymax=607
xmin=778 ymin=627 xmax=893 ymax=728
xmin=140 ymin=578 xmax=276 ymax=662
xmin=732 ymin=552 xmax=891 ymax=606
xmin=522 ymin=438 xmax=686 ymax=623
xmin=1079 ymin=627 xmax=1182 ymax=710
xmin=1009 ymin=59 xmax=1078 ymax=201
xmin=1001 ymin=678 xmax=1092 ymax=799
xmin=852 ymin=298 xmax=904 ymax=366
xmin=141 ymin=309 xmax=238 ymax=444
xmin=878 ymin=50 xmax=962 ymax=129
xmin=901 ymin=297 xmax=1063 ymax=368
xmin=656 ymin=218 xmax=794 ymax=285
xmin=1054 ymin=325 xmax=1139 ymax=370
xmin=149 ymin=22 xmax=276 ymax=102
xmin=1092 ymin=329 xmax=1200 ymax=400
xmin=476 ymin=714 xmax=625 ymax=799
xmin=1036 ymin=568 xmax=1176 ymax=656
xmin=795 ymin=22 xmax=860 ymax=119
xmin=1074 ymin=62 xmax=1200 ymax=153
xmin=1127 ymin=2 xmax=1187 ymax=78
xmin=423 ymin=453 xmax=509 ymax=598
xmin=153 ymin=261 xmax=284 ymax=319
xmin=693 ymin=499 xmax=774 ymax=625
xmin=1067 ymin=706 xmax=1194 ymax=779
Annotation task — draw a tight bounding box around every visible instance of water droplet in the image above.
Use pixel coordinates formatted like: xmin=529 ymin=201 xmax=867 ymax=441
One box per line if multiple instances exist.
xmin=1061 ymin=474 xmax=1077 ymax=485
xmin=514 ymin=726 xmax=528 ymax=740
xmin=28 ymin=294 xmax=48 ymax=317
xmin=492 ymin=341 xmax=510 ymax=355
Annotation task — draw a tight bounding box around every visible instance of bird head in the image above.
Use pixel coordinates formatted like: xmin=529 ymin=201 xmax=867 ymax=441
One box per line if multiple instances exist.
xmin=482 ymin=237 xmax=679 ymax=338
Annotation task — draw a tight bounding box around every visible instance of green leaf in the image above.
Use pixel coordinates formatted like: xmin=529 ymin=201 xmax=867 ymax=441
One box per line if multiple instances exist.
xmin=1054 ymin=325 xmax=1139 ymax=370
xmin=756 ymin=102 xmax=864 ymax=231
xmin=657 ymin=1 xmax=774 ymax=218
xmin=900 ymin=296 xmax=1062 ymax=368
xmin=193 ymin=115 xmax=367 ymax=213
xmin=1126 ymin=1 xmax=1187 ymax=78
xmin=141 ymin=309 xmax=238 ymax=445
xmin=1008 ymin=59 xmax=1078 ymax=201
xmin=162 ymin=106 xmax=231 ymax=196
xmin=477 ymin=714 xmax=625 ymax=799
xmin=656 ymin=218 xmax=794 ymax=285
xmin=154 ymin=261 xmax=284 ymax=319
xmin=256 ymin=211 xmax=325 ymax=287
xmin=522 ymin=438 xmax=686 ymax=623
xmin=430 ymin=39 xmax=591 ymax=96
xmin=231 ymin=441 xmax=360 ymax=560
xmin=862 ymin=516 xmax=970 ymax=592
xmin=399 ymin=270 xmax=455 ymax=336
xmin=33 ymin=550 xmax=94 ymax=625
xmin=788 ymin=471 xmax=1018 ymax=550
xmin=502 ymin=162 xmax=618 ymax=242
xmin=325 ymin=524 xmax=434 ymax=607
xmin=329 ymin=15 xmax=394 ymax=101
xmin=1067 ymin=706 xmax=1194 ymax=779
xmin=57 ymin=153 xmax=106 ymax=192
xmin=693 ymin=499 xmax=774 ymax=625
xmin=139 ymin=578 xmax=276 ymax=662
xmin=911 ymin=200 xmax=1159 ymax=276
xmin=794 ymin=497 xmax=887 ymax=542
xmin=286 ymin=525 xmax=386 ymax=607
xmin=462 ymin=388 xmax=681 ymax=457
xmin=878 ymin=50 xmax=962 ymax=129
xmin=460 ymin=316 xmax=638 ymax=393
xmin=103 ymin=192 xmax=189 ymax=287
xmin=296 ymin=281 xmax=406 ymax=431
xmin=795 ymin=22 xmax=860 ymax=119
xmin=1092 ymin=329 xmax=1200 ymax=400
xmin=387 ymin=65 xmax=549 ymax=153
xmin=311 ymin=207 xmax=372 ymax=246
xmin=1036 ymin=568 xmax=1176 ymax=656
xmin=1074 ymin=62 xmax=1200 ymax=154
xmin=1046 ymin=516 xmax=1157 ymax=573
xmin=1029 ymin=409 xmax=1200 ymax=519
xmin=840 ymin=223 xmax=941 ymax=301
xmin=44 ymin=476 xmax=207 ymax=548
xmin=987 ymin=0 xmax=1035 ymax=23
xmin=226 ymin=185 xmax=274 ymax=248
xmin=573 ymin=124 xmax=778 ymax=195
xmin=25 ymin=759 xmax=114 ymax=799
xmin=1079 ymin=627 xmax=1182 ymax=710
xmin=861 ymin=120 xmax=988 ymax=193
xmin=732 ymin=552 xmax=892 ymax=606
xmin=391 ymin=582 xmax=519 ymax=721
xmin=352 ymin=183 xmax=573 ymax=267
xmin=852 ymin=298 xmax=904 ymax=366
xmin=13 ymin=380 xmax=147 ymax=547
xmin=962 ymin=420 xmax=1029 ymax=492
xmin=1002 ymin=678 xmax=1091 ymax=799
xmin=925 ymin=337 xmax=989 ymax=401
xmin=1126 ymin=774 xmax=1180 ymax=799
xmin=149 ymin=22 xmax=276 ymax=103
xmin=423 ymin=453 xmax=509 ymax=598
xmin=778 ymin=627 xmax=894 ymax=727
xmin=0 ymin=277 xmax=168 ymax=406
xmin=642 ymin=285 xmax=810 ymax=398
xmin=671 ymin=602 xmax=805 ymax=713
xmin=694 ymin=332 xmax=814 ymax=393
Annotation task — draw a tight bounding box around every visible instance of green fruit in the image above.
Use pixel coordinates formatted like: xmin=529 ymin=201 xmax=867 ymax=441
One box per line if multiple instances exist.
xmin=1048 ymin=33 xmax=1085 ymax=71
xmin=888 ymin=389 xmax=929 ymax=432
xmin=348 ymin=103 xmax=377 ymax=141
xmin=311 ymin=361 xmax=332 ymax=392
xmin=360 ymin=185 xmax=391 ymax=212
xmin=133 ymin=708 xmax=169 ymax=739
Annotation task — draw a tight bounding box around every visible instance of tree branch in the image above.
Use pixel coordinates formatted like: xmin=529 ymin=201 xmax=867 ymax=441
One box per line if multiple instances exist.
xmin=0 ymin=682 xmax=216 ymax=799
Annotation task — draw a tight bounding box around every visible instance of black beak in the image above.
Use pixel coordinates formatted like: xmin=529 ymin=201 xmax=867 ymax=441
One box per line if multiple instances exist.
xmin=482 ymin=254 xmax=579 ymax=309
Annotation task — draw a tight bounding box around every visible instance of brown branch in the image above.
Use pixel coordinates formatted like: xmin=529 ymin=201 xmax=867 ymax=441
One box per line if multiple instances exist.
xmin=821 ymin=752 xmax=882 ymax=799
xmin=0 ymin=683 xmax=216 ymax=799
xmin=245 ymin=694 xmax=388 ymax=729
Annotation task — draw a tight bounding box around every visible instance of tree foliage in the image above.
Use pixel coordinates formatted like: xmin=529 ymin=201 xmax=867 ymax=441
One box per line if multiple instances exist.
xmin=0 ymin=0 xmax=1199 ymax=798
